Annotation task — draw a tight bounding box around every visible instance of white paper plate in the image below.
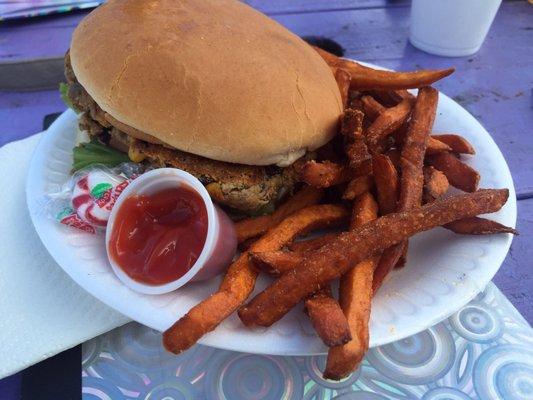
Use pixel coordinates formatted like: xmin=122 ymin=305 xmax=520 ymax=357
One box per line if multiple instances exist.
xmin=27 ymin=85 xmax=516 ymax=356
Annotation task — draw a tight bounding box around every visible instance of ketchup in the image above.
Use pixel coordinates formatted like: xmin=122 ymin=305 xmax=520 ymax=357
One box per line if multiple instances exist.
xmin=109 ymin=186 xmax=208 ymax=285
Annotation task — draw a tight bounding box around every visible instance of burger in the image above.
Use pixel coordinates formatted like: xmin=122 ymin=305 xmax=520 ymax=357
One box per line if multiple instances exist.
xmin=64 ymin=0 xmax=342 ymax=214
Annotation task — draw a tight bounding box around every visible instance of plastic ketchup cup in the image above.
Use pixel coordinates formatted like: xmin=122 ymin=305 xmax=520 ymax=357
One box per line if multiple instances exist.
xmin=106 ymin=168 xmax=237 ymax=295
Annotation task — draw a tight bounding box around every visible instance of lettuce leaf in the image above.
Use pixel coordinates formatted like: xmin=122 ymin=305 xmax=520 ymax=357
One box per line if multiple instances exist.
xmin=59 ymin=82 xmax=79 ymax=112
xmin=72 ymin=141 xmax=130 ymax=171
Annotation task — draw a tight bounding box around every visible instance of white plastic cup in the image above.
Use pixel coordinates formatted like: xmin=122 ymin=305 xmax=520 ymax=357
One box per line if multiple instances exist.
xmin=409 ymin=0 xmax=502 ymax=57
xmin=106 ymin=168 xmax=237 ymax=295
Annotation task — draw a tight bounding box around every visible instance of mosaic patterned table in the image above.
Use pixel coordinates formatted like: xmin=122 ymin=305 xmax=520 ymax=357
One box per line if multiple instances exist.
xmin=82 ymin=283 xmax=532 ymax=400
xmin=1 ymin=1 xmax=531 ymax=398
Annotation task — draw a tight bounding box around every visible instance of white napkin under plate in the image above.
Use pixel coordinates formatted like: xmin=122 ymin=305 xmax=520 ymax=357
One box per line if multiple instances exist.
xmin=0 ymin=133 xmax=129 ymax=379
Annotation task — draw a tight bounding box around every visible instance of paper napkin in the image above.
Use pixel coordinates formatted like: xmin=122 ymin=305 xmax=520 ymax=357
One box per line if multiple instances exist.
xmin=0 ymin=134 xmax=129 ymax=379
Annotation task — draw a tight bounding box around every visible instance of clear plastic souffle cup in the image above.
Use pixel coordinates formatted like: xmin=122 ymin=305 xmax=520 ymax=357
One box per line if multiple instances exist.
xmin=106 ymin=168 xmax=237 ymax=295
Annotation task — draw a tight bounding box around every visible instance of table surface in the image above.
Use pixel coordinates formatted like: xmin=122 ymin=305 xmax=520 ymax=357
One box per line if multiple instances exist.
xmin=0 ymin=0 xmax=531 ymax=329
xmin=81 ymin=283 xmax=533 ymax=400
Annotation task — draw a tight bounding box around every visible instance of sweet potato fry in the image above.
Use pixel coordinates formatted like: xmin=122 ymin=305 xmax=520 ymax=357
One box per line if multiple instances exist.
xmin=395 ymin=87 xmax=438 ymax=267
xmin=238 ymin=237 xmax=257 ymax=252
xmin=349 ymin=63 xmax=455 ymax=91
xmin=305 ymin=285 xmax=352 ymax=347
xmin=391 ymin=121 xmax=409 ymax=147
xmin=264 ymin=195 xmax=379 ymax=358
xmin=396 ymin=130 xmax=451 ymax=156
xmin=355 ymin=159 xmax=373 ymax=177
xmin=341 ymin=109 xmax=370 ymax=169
xmin=444 ymin=217 xmax=517 ymax=235
xmin=312 ymin=45 xmax=454 ymax=91
xmin=433 ymin=134 xmax=475 ymax=155
xmin=361 ymin=95 xmax=385 ymax=120
xmin=222 ymin=206 xmax=348 ymax=295
xmin=288 ymin=233 xmax=338 ymax=253
xmin=324 ymin=257 xmax=376 ymax=379
xmin=250 ymin=250 xmax=302 ymax=275
xmin=334 ymin=67 xmax=352 ymax=108
xmin=372 ymin=243 xmax=404 ymax=293
xmin=348 ymin=97 xmax=364 ymax=114
xmin=385 ymin=149 xmax=401 ymax=170
xmin=393 ymin=90 xmax=415 ymax=103
xmin=348 ymin=90 xmax=363 ymax=104
xmin=423 ymin=166 xmax=450 ymax=202
xmin=235 ymin=186 xmax=323 ymax=243
xmin=397 ymin=243 xmax=409 ymax=269
xmin=372 ymin=154 xmax=399 ymax=215
xmin=298 ymin=160 xmax=351 ymax=188
xmin=426 ymin=137 xmax=453 ymax=155
xmin=366 ymin=99 xmax=413 ymax=154
xmin=239 ymin=189 xmax=509 ymax=327
xmin=370 ymin=89 xmax=415 ymax=107
xmin=427 ymin=152 xmax=480 ymax=192
xmin=324 ymin=192 xmax=378 ymax=380
xmin=350 ymin=191 xmax=379 ymax=227
xmin=342 ymin=175 xmax=373 ymax=200
xmin=313 ymin=45 xmax=344 ymax=67
xmin=340 ymin=107 xmax=365 ymax=138
xmin=251 ymin=243 xmax=351 ymax=347
xmin=398 ymin=86 xmax=439 ymax=210
xmin=163 ymin=204 xmax=348 ymax=354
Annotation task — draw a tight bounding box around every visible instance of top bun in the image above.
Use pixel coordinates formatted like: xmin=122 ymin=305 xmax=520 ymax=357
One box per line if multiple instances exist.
xmin=70 ymin=0 xmax=343 ymax=166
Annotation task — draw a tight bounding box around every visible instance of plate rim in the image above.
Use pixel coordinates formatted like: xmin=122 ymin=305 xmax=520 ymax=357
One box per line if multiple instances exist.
xmin=26 ymin=64 xmax=517 ymax=356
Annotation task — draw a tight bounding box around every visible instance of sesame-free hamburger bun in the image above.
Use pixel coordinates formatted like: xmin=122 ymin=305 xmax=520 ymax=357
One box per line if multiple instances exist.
xmin=69 ymin=0 xmax=343 ymax=167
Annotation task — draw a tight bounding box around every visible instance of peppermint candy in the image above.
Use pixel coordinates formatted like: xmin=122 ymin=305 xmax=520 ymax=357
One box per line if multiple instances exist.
xmin=57 ymin=207 xmax=96 ymax=234
xmin=70 ymin=170 xmax=128 ymax=228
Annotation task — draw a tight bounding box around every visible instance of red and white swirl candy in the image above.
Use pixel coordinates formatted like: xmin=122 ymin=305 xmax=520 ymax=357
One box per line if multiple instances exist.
xmin=71 ymin=170 xmax=129 ymax=227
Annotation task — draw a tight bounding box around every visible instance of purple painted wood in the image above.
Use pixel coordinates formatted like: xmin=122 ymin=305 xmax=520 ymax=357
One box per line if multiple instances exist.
xmin=0 ymin=3 xmax=407 ymax=62
xmin=244 ymin=0 xmax=410 ymax=15
xmin=493 ymin=198 xmax=533 ymax=321
xmin=2 ymin=3 xmax=531 ymax=196
xmin=0 ymin=1 xmax=531 ymax=324
xmin=247 ymin=1 xmax=520 ymax=15
xmin=0 ymin=90 xmax=65 ymax=143
xmin=0 ymin=13 xmax=85 ymax=61
xmin=274 ymin=2 xmax=533 ymax=199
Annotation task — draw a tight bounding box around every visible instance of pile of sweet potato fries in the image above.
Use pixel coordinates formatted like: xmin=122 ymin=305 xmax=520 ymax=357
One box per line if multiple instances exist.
xmin=163 ymin=46 xmax=516 ymax=380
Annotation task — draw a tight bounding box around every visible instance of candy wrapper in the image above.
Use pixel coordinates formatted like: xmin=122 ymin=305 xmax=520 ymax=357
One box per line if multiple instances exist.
xmin=50 ymin=163 xmax=145 ymax=234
